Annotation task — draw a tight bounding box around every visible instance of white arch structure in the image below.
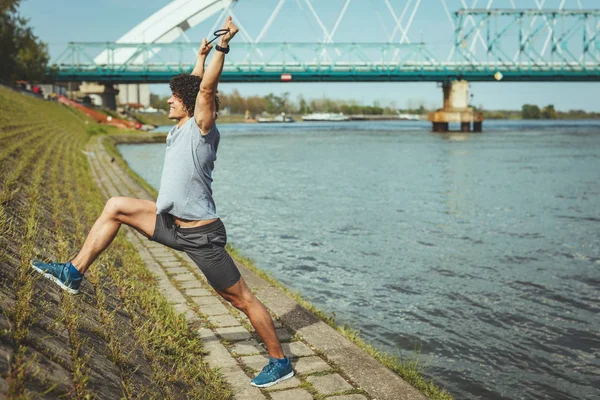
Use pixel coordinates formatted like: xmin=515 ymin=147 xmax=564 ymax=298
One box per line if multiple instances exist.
xmin=94 ymin=0 xmax=235 ymax=65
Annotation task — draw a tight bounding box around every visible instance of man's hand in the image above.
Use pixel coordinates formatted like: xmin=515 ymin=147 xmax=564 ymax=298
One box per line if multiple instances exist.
xmin=199 ymin=38 xmax=212 ymax=58
xmin=219 ymin=16 xmax=239 ymax=46
xmin=191 ymin=38 xmax=211 ymax=77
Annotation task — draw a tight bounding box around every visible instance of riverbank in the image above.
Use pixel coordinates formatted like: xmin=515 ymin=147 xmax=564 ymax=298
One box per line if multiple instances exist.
xmin=106 ymin=132 xmax=453 ymax=400
xmin=92 ymin=134 xmax=437 ymax=400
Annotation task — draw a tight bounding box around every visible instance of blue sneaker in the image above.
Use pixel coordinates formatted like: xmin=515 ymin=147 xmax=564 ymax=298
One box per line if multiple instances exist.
xmin=30 ymin=260 xmax=83 ymax=294
xmin=250 ymin=357 xmax=294 ymax=388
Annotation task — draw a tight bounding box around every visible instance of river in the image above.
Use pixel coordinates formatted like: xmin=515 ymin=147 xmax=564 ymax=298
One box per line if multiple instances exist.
xmin=118 ymin=120 xmax=600 ymax=400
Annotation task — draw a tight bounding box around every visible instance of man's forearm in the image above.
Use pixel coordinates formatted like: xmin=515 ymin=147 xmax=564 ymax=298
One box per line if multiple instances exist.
xmin=200 ymin=44 xmax=226 ymax=92
xmin=191 ymin=56 xmax=207 ymax=78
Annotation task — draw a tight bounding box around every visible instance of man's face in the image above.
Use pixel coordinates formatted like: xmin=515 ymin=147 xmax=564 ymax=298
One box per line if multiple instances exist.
xmin=167 ymin=95 xmax=188 ymax=120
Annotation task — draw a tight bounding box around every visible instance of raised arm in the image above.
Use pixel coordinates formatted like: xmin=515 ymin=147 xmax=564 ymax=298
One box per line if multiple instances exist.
xmin=194 ymin=17 xmax=238 ymax=134
xmin=191 ymin=38 xmax=212 ymax=79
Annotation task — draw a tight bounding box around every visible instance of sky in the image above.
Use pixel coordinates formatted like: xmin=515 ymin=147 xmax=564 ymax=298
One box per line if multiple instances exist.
xmin=18 ymin=0 xmax=600 ymax=111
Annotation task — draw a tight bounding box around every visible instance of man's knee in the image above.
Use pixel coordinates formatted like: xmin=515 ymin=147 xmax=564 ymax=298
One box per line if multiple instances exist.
xmin=226 ymin=291 xmax=253 ymax=312
xmin=103 ymin=197 xmax=127 ymax=221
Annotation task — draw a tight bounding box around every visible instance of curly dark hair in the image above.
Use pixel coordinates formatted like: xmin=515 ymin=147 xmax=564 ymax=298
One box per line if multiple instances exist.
xmin=169 ymin=73 xmax=219 ymax=118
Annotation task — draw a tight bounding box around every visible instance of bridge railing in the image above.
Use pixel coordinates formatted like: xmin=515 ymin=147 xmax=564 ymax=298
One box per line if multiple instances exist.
xmin=50 ymin=40 xmax=600 ymax=82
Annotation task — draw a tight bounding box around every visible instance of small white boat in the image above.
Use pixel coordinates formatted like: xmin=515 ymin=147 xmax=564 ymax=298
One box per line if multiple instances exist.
xmin=301 ymin=112 xmax=350 ymax=122
xmin=257 ymin=113 xmax=295 ymax=123
xmin=397 ymin=113 xmax=421 ymax=121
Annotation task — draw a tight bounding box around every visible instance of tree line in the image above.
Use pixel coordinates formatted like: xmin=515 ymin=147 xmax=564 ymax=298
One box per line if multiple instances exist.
xmin=475 ymin=104 xmax=599 ymax=120
xmin=520 ymin=104 xmax=599 ymax=119
xmin=151 ymin=90 xmax=421 ymax=116
xmin=0 ymin=0 xmax=49 ymax=82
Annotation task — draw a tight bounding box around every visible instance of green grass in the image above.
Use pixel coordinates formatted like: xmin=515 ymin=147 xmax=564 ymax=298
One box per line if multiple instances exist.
xmin=0 ymin=85 xmax=232 ymax=399
xmin=132 ymin=112 xmax=172 ymax=127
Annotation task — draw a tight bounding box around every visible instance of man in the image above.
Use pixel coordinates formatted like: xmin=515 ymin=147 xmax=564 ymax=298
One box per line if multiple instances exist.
xmin=31 ymin=17 xmax=294 ymax=388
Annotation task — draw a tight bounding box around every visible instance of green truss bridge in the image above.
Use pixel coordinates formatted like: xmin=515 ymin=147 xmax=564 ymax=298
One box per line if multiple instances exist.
xmin=50 ymin=8 xmax=600 ymax=83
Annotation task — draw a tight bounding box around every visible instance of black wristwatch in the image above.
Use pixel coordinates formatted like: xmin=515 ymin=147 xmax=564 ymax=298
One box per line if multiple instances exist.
xmin=215 ymin=44 xmax=230 ymax=54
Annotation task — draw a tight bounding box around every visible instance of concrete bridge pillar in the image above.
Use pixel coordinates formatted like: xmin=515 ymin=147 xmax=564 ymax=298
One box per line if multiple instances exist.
xmin=428 ymin=80 xmax=484 ymax=133
xmin=79 ymin=82 xmax=119 ymax=110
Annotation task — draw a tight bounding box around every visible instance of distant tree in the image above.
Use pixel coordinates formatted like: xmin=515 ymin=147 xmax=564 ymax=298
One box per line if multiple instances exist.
xmin=522 ymin=104 xmax=541 ymax=119
xmin=260 ymin=92 xmax=295 ymax=114
xmin=264 ymin=93 xmax=278 ymax=114
xmin=225 ymin=89 xmax=246 ymax=113
xmin=541 ymin=104 xmax=556 ymax=119
xmin=149 ymin=93 xmax=169 ymax=111
xmin=297 ymin=95 xmax=310 ymax=114
xmin=0 ymin=0 xmax=50 ymax=82
xmin=245 ymin=95 xmax=267 ymax=114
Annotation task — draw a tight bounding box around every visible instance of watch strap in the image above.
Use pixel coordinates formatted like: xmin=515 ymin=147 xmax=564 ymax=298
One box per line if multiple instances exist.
xmin=215 ymin=44 xmax=230 ymax=54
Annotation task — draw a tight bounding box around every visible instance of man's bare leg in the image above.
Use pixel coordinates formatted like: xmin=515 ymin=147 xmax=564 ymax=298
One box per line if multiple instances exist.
xmin=70 ymin=197 xmax=157 ymax=274
xmin=216 ymin=278 xmax=285 ymax=359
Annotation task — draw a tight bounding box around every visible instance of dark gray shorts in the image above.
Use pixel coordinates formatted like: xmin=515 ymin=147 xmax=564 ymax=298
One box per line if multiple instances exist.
xmin=150 ymin=214 xmax=241 ymax=290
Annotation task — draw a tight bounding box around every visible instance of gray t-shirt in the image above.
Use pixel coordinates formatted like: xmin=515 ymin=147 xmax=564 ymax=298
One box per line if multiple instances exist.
xmin=155 ymin=118 xmax=220 ymax=220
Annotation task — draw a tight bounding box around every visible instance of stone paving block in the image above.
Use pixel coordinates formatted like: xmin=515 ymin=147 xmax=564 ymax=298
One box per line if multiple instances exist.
xmin=174 ymin=304 xmax=201 ymax=324
xmin=283 ymin=341 xmax=314 ymax=358
xmin=165 ymin=267 xmax=188 ymax=275
xmin=208 ymin=314 xmax=241 ymax=328
xmin=216 ymin=326 xmax=253 ymax=342
xmin=179 ymin=280 xmax=201 ymax=289
xmin=197 ymin=328 xmax=238 ymax=370
xmin=328 ymin=395 xmax=368 ymax=400
xmin=276 ymin=328 xmax=293 ymax=342
xmin=199 ymin=302 xmax=230 ymax=316
xmin=231 ymin=339 xmax=266 ymax=356
xmin=144 ymin=244 xmax=165 ymax=251
xmin=240 ymin=354 xmax=270 ymax=371
xmin=269 ymin=388 xmax=313 ymax=400
xmin=171 ymin=273 xmax=196 ymax=283
xmin=151 ymin=249 xmax=176 ymax=256
xmin=156 ymin=258 xmax=180 ymax=265
xmin=159 ymin=285 xmax=187 ymax=305
xmin=222 ymin=369 xmax=266 ymax=400
xmin=307 ymin=374 xmax=353 ymax=395
xmin=292 ymin=356 xmax=332 ymax=375
xmin=161 ymin=261 xmax=183 ymax=268
xmin=191 ymin=296 xmax=223 ymax=307
xmin=184 ymin=287 xmax=212 ymax=297
xmin=152 ymin=254 xmax=178 ymax=261
xmin=265 ymin=376 xmax=301 ymax=391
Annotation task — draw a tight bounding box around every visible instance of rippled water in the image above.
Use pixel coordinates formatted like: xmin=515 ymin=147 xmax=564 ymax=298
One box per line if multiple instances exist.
xmin=119 ymin=120 xmax=600 ymax=400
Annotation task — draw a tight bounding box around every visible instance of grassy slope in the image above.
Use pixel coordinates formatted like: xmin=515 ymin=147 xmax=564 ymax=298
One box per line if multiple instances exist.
xmin=0 ymin=86 xmax=231 ymax=399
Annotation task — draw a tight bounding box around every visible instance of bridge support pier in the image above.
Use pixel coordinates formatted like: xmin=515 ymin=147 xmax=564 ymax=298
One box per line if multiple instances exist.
xmin=428 ymin=80 xmax=484 ymax=133
xmin=79 ymin=82 xmax=119 ymax=110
